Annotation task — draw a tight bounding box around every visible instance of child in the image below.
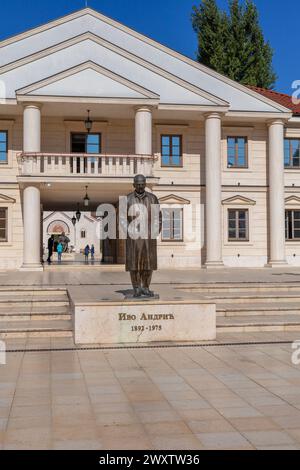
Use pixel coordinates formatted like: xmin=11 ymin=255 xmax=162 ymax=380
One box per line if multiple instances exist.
xmin=57 ymin=242 xmax=63 ymax=264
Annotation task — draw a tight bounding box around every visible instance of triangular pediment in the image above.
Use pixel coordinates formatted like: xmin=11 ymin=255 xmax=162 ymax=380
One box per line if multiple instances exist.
xmin=222 ymin=195 xmax=256 ymax=206
xmin=17 ymin=62 xmax=160 ymax=101
xmin=0 ymin=8 xmax=291 ymax=113
xmin=159 ymin=194 xmax=190 ymax=205
xmin=0 ymin=194 xmax=15 ymax=204
xmin=285 ymin=196 xmax=300 ymax=206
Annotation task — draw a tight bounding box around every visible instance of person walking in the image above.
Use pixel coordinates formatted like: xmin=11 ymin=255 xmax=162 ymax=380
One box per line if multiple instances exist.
xmin=84 ymin=245 xmax=90 ymax=264
xmin=91 ymin=244 xmax=95 ymax=262
xmin=47 ymin=235 xmax=54 ymax=264
xmin=57 ymin=242 xmax=63 ymax=264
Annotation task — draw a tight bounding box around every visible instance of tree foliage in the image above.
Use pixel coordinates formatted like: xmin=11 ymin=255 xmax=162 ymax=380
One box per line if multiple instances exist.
xmin=191 ymin=0 xmax=276 ymax=89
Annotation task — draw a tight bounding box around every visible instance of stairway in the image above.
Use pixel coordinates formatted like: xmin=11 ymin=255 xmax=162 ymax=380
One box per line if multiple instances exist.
xmin=179 ymin=283 xmax=300 ymax=333
xmin=0 ymin=288 xmax=72 ymax=338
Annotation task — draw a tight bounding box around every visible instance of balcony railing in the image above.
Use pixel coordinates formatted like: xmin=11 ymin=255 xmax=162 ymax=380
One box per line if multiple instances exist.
xmin=18 ymin=153 xmax=156 ymax=178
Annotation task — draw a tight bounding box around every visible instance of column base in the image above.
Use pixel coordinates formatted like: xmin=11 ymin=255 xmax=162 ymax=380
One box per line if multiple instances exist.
xmin=19 ymin=264 xmax=43 ymax=272
xmin=265 ymin=260 xmax=288 ymax=268
xmin=204 ymin=261 xmax=224 ymax=270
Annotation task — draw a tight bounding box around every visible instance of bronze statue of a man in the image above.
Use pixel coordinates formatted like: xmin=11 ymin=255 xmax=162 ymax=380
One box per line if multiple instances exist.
xmin=125 ymin=175 xmax=161 ymax=298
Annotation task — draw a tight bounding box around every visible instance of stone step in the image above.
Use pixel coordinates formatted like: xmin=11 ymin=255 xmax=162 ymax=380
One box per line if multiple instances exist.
xmin=0 ymin=319 xmax=73 ymax=339
xmin=0 ymin=307 xmax=71 ymax=321
xmin=0 ymin=289 xmax=68 ymax=296
xmin=217 ymin=315 xmax=300 ymax=333
xmin=0 ymin=298 xmax=69 ymax=307
xmin=217 ymin=302 xmax=300 ymax=317
xmin=180 ymin=283 xmax=300 ymax=293
xmin=202 ymin=291 xmax=300 ymax=304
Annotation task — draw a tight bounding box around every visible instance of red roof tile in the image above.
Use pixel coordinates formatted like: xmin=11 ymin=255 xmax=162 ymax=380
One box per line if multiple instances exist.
xmin=247 ymin=85 xmax=300 ymax=116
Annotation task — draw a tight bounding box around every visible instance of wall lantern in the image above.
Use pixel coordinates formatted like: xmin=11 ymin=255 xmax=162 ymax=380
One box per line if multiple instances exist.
xmin=84 ymin=109 xmax=93 ymax=133
xmin=76 ymin=203 xmax=81 ymax=222
xmin=83 ymin=186 xmax=90 ymax=207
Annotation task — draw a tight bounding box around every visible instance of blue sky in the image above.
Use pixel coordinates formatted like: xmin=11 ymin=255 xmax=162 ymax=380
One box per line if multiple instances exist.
xmin=0 ymin=0 xmax=297 ymax=93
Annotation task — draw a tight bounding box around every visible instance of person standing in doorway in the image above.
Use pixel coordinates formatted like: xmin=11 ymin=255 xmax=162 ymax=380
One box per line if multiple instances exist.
xmin=84 ymin=245 xmax=90 ymax=264
xmin=47 ymin=235 xmax=54 ymax=264
xmin=57 ymin=242 xmax=63 ymax=264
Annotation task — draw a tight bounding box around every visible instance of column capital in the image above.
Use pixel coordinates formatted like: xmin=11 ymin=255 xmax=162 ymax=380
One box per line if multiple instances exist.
xmin=134 ymin=105 xmax=153 ymax=113
xmin=267 ymin=118 xmax=285 ymax=127
xmin=204 ymin=111 xmax=222 ymax=121
xmin=22 ymin=102 xmax=43 ymax=110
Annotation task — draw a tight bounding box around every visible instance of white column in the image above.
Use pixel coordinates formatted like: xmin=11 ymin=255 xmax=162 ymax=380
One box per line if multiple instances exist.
xmin=21 ymin=185 xmax=42 ymax=270
xmin=21 ymin=104 xmax=43 ymax=270
xmin=205 ymin=113 xmax=223 ymax=268
xmin=135 ymin=107 xmax=152 ymax=156
xmin=268 ymin=119 xmax=287 ymax=266
xmin=23 ymin=104 xmax=41 ymax=153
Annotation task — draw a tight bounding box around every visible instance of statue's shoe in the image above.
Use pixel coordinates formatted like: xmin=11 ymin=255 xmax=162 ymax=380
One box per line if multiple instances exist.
xmin=133 ymin=288 xmax=142 ymax=297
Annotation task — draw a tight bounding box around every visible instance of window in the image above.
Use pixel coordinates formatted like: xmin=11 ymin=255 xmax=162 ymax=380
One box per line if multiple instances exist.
xmin=228 ymin=209 xmax=249 ymax=241
xmin=161 ymin=135 xmax=182 ymax=167
xmin=81 ymin=230 xmax=86 ymax=239
xmin=286 ymin=210 xmax=300 ymax=240
xmin=71 ymin=133 xmax=101 ymax=154
xmin=227 ymin=137 xmax=248 ymax=168
xmin=284 ymin=139 xmax=300 ymax=168
xmin=0 ymin=208 xmax=7 ymax=242
xmin=162 ymin=208 xmax=183 ymax=241
xmin=0 ymin=131 xmax=8 ymax=164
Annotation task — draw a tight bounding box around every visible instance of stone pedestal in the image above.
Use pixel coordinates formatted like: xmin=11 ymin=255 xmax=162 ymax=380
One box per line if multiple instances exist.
xmin=73 ymin=300 xmax=216 ymax=345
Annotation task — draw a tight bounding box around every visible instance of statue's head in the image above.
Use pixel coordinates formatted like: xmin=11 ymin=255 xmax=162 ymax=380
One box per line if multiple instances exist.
xmin=133 ymin=174 xmax=146 ymax=195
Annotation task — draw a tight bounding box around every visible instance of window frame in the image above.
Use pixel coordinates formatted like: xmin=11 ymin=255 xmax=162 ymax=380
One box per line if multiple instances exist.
xmin=0 ymin=131 xmax=8 ymax=165
xmin=285 ymin=209 xmax=300 ymax=240
xmin=227 ymin=136 xmax=248 ymax=169
xmin=0 ymin=207 xmax=8 ymax=242
xmin=284 ymin=138 xmax=300 ymax=169
xmin=227 ymin=208 xmax=249 ymax=242
xmin=161 ymin=207 xmax=184 ymax=242
xmin=80 ymin=230 xmax=86 ymax=239
xmin=70 ymin=132 xmax=102 ymax=155
xmin=160 ymin=134 xmax=183 ymax=168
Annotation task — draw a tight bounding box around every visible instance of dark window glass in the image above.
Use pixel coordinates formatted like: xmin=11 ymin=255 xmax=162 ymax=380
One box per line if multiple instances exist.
xmin=0 ymin=132 xmax=8 ymax=164
xmin=161 ymin=135 xmax=182 ymax=167
xmin=227 ymin=137 xmax=247 ymax=168
xmin=228 ymin=209 xmax=249 ymax=241
xmin=286 ymin=210 xmax=300 ymax=240
xmin=284 ymin=139 xmax=300 ymax=168
xmin=71 ymin=133 xmax=101 ymax=154
xmin=0 ymin=208 xmax=7 ymax=242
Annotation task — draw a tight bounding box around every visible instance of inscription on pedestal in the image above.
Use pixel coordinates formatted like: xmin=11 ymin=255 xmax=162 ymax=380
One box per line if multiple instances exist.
xmin=119 ymin=312 xmax=175 ymax=334
xmin=74 ymin=302 xmax=216 ymax=345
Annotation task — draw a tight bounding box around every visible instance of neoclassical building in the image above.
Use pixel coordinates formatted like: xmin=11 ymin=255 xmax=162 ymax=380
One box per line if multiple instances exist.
xmin=0 ymin=7 xmax=299 ymax=271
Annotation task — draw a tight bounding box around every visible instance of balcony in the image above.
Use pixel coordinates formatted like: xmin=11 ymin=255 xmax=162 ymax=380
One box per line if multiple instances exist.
xmin=18 ymin=153 xmax=156 ymax=178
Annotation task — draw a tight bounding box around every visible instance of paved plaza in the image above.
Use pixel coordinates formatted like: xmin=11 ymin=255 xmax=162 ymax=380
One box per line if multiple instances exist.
xmin=0 ymin=331 xmax=300 ymax=450
xmin=0 ymin=267 xmax=300 ymax=450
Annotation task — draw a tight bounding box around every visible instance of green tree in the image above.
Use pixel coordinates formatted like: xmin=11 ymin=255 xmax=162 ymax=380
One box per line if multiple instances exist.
xmin=191 ymin=0 xmax=229 ymax=76
xmin=191 ymin=0 xmax=276 ymax=89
